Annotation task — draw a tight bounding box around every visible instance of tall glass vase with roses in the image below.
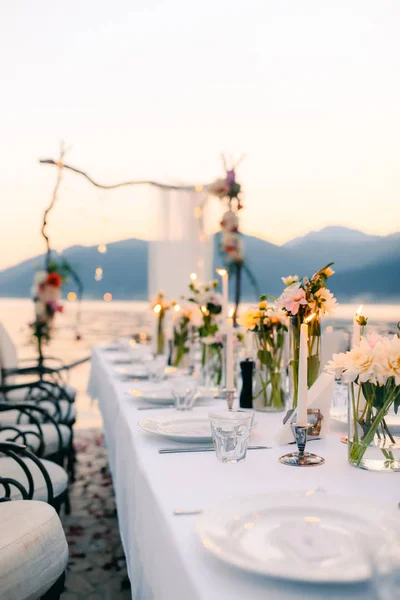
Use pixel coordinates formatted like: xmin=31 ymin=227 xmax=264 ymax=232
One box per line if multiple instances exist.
xmin=30 ymin=265 xmax=66 ymax=364
xmin=277 ymin=264 xmax=337 ymax=408
xmin=239 ymin=297 xmax=288 ymax=411
xmin=152 ymin=292 xmax=170 ymax=356
xmin=186 ymin=280 xmax=223 ymax=386
xmin=326 ymin=335 xmax=400 ymax=472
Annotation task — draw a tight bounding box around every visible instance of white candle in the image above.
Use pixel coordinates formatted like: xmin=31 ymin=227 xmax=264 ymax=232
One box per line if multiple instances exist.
xmin=226 ymin=316 xmax=234 ymax=390
xmin=297 ymin=322 xmax=309 ymax=426
xmin=352 ymin=305 xmax=363 ymax=348
xmin=217 ymin=268 xmax=229 ymax=321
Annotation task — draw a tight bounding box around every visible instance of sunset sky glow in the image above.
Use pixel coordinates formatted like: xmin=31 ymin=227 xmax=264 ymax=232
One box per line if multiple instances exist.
xmin=1 ymin=0 xmax=399 ymax=269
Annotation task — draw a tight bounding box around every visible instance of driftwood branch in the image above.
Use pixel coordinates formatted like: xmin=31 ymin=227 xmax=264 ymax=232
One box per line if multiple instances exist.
xmin=39 ymin=159 xmax=210 ymax=191
xmin=41 ymin=144 xmax=66 ymax=269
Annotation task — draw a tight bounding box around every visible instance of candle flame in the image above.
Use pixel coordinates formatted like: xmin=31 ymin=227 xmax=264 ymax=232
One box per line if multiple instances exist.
xmin=304 ymin=313 xmax=316 ymax=324
xmin=153 ymin=304 xmax=162 ymax=314
xmin=190 ymin=272 xmax=197 ymax=281
xmin=356 ymin=305 xmax=363 ymax=316
xmin=173 ymin=303 xmax=181 ymax=312
xmin=216 ymin=268 xmax=227 ymax=277
xmin=228 ymin=307 xmax=235 ymax=318
xmin=201 ymin=305 xmax=209 ymax=316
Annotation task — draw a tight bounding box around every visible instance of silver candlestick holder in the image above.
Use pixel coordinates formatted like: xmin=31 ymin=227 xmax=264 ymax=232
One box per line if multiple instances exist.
xmin=279 ymin=423 xmax=325 ymax=467
xmin=220 ymin=388 xmax=236 ymax=410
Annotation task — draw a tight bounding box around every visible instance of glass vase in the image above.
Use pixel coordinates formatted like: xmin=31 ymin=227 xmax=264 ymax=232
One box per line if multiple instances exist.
xmin=200 ymin=343 xmax=224 ymax=389
xmin=288 ymin=315 xmax=321 ymax=408
xmin=155 ymin=314 xmax=166 ymax=356
xmin=253 ymin=332 xmax=287 ymax=412
xmin=171 ymin=344 xmax=189 ymax=369
xmin=348 ymin=381 xmax=400 ymax=472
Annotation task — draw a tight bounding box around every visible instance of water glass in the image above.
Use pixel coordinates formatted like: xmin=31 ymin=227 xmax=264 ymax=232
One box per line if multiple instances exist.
xmin=171 ymin=380 xmax=198 ymax=411
xmin=209 ymin=410 xmax=254 ymax=463
xmin=145 ymin=355 xmax=167 ymax=383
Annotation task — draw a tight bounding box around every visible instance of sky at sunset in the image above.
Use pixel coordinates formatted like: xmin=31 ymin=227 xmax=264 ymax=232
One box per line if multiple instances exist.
xmin=1 ymin=1 xmax=399 ymax=270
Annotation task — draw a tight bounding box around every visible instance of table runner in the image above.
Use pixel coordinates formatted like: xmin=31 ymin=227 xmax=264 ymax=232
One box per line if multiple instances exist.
xmin=88 ymin=345 xmax=398 ymax=600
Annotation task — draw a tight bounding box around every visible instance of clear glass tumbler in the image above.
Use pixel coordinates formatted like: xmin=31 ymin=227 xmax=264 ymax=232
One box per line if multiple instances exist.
xmin=145 ymin=355 xmax=167 ymax=383
xmin=209 ymin=410 xmax=254 ymax=463
xmin=171 ymin=380 xmax=198 ymax=411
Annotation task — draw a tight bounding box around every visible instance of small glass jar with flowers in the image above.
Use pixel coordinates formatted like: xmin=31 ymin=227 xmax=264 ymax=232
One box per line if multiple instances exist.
xmin=186 ymin=279 xmax=224 ymax=387
xmin=277 ymin=264 xmax=337 ymax=409
xmin=171 ymin=304 xmax=194 ymax=368
xmin=239 ymin=297 xmax=288 ymax=412
xmin=152 ymin=291 xmax=170 ymax=356
xmin=326 ymin=334 xmax=400 ymax=472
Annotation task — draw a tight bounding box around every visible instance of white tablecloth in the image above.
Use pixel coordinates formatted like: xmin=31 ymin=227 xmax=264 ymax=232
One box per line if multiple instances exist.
xmin=88 ymin=345 xmax=399 ymax=600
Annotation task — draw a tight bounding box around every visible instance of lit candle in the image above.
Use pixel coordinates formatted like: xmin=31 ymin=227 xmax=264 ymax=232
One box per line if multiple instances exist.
xmin=216 ymin=268 xmax=229 ymax=321
xmin=297 ymin=314 xmax=314 ymax=426
xmin=226 ymin=310 xmax=234 ymax=390
xmin=352 ymin=305 xmax=363 ymax=348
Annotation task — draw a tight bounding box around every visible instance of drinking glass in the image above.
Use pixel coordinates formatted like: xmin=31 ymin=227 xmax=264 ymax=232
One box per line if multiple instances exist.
xmin=359 ymin=529 xmax=400 ymax=599
xmin=171 ymin=380 xmax=198 ymax=411
xmin=145 ymin=355 xmax=167 ymax=383
xmin=209 ymin=410 xmax=254 ymax=463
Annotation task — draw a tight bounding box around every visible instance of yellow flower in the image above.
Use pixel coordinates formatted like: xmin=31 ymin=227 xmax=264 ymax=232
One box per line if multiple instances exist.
xmin=259 ymin=300 xmax=268 ymax=310
xmin=237 ymin=308 xmax=259 ymax=331
xmin=323 ymin=267 xmax=335 ymax=277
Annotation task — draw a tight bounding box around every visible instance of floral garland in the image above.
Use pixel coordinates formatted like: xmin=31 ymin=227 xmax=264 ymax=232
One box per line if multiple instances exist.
xmin=30 ymin=263 xmax=66 ymax=360
xmin=209 ymin=165 xmax=243 ymax=267
xmin=208 ymin=157 xmax=258 ymax=322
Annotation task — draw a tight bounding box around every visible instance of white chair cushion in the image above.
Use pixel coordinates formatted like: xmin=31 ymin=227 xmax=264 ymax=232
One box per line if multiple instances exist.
xmin=34 ymin=382 xmax=76 ymax=403
xmin=0 ymin=323 xmax=19 ymax=371
xmin=40 ymin=399 xmax=76 ymax=423
xmin=0 ymin=423 xmax=72 ymax=456
xmin=0 ymin=399 xmax=76 ymax=424
xmin=0 ymin=456 xmax=68 ymax=501
xmin=0 ymin=500 xmax=68 ymax=600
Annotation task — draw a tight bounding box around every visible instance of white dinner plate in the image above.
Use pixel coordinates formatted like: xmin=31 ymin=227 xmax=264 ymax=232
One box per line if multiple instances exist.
xmin=128 ymin=385 xmax=214 ymax=405
xmin=139 ymin=414 xmax=214 ymax=442
xmin=196 ymin=491 xmax=399 ymax=583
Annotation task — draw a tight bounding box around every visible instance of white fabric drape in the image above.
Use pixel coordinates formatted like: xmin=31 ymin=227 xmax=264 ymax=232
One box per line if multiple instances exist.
xmin=148 ymin=189 xmax=213 ymax=300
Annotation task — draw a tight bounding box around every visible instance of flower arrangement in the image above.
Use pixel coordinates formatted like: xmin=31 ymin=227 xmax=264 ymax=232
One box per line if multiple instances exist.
xmin=152 ymin=291 xmax=170 ymax=355
xmin=277 ymin=264 xmax=337 ymax=407
xmin=220 ymin=209 xmax=244 ymax=265
xmin=239 ymin=297 xmax=288 ymax=411
xmin=186 ymin=279 xmax=222 ymax=339
xmin=30 ymin=264 xmax=66 ymax=360
xmin=186 ymin=279 xmax=225 ymax=386
xmin=326 ymin=335 xmax=400 ymax=471
xmin=208 ymin=167 xmax=242 ymax=205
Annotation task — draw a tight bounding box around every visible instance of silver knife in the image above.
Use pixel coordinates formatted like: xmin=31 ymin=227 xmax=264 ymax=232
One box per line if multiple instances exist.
xmin=158 ymin=445 xmax=271 ymax=454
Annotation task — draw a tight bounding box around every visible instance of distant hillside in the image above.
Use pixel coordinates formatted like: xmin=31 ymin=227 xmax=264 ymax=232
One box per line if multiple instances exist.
xmin=0 ymin=227 xmax=399 ymax=301
xmin=283 ymin=226 xmax=400 ymax=271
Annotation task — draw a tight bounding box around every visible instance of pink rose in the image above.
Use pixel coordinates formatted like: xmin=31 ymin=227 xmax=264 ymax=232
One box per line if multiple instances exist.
xmin=278 ymin=283 xmax=308 ymax=316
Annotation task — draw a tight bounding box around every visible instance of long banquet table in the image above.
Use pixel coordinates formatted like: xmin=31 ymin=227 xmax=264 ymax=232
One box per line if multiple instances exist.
xmin=88 ymin=344 xmax=398 ymax=600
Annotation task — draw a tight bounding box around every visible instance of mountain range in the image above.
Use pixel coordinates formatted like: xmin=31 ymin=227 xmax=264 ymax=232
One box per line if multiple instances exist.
xmin=0 ymin=226 xmax=399 ymax=301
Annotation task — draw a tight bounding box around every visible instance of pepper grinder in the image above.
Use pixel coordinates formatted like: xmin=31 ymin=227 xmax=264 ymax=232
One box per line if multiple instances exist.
xmin=239 ymin=359 xmax=254 ymax=409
